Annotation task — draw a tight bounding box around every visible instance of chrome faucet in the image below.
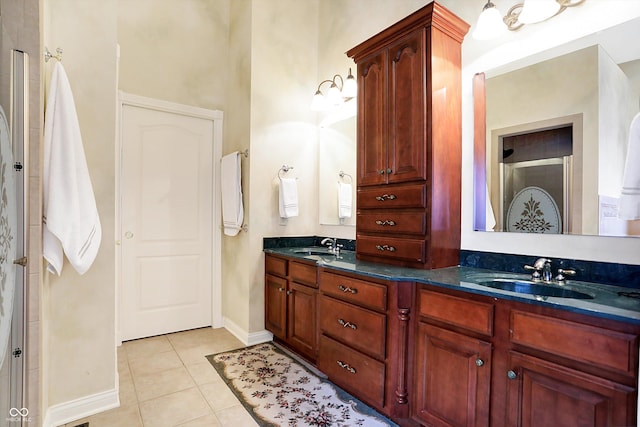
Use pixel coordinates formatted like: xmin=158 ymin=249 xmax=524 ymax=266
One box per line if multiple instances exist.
xmin=320 ymin=237 xmax=343 ymax=256
xmin=524 ymin=258 xmax=552 ymax=282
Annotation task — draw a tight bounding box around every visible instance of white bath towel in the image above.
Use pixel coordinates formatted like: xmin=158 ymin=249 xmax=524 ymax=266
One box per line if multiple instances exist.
xmin=221 ymin=151 xmax=244 ymax=236
xmin=338 ymin=182 xmax=352 ymax=219
xmin=619 ymin=112 xmax=640 ymax=220
xmin=279 ymin=178 xmax=299 ymax=218
xmin=42 ymin=61 xmax=101 ymax=276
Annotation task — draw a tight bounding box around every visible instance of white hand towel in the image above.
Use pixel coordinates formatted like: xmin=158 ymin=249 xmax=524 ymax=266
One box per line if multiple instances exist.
xmin=485 ymin=184 xmax=496 ymax=231
xmin=221 ymin=152 xmax=244 ymax=236
xmin=42 ymin=62 xmax=101 ymax=276
xmin=619 ymin=112 xmax=640 ymax=220
xmin=338 ymin=182 xmax=352 ymax=219
xmin=279 ymin=178 xmax=299 ymax=218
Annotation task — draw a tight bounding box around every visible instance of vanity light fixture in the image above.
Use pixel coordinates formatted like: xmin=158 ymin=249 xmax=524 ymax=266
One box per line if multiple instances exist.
xmin=473 ymin=0 xmax=586 ymax=40
xmin=310 ymin=69 xmax=357 ymax=111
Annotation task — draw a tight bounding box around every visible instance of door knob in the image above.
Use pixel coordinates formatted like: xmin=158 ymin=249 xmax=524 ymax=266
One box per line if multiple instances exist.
xmin=507 ymin=370 xmax=517 ymax=379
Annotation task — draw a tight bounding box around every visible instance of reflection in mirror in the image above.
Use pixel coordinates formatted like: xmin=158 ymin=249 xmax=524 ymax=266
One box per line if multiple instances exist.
xmin=475 ymin=17 xmax=640 ymax=237
xmin=318 ymin=114 xmax=356 ymax=226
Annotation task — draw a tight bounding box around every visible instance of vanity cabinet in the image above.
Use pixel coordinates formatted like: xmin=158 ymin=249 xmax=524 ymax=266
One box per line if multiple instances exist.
xmin=264 ymin=254 xmax=318 ymax=362
xmin=413 ymin=284 xmax=640 ymax=427
xmin=347 ymin=2 xmax=469 ymax=270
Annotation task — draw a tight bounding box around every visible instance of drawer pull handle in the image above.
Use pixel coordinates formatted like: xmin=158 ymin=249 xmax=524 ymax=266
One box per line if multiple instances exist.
xmin=375 ymin=220 xmax=396 ymax=226
xmin=507 ymin=370 xmax=517 ymax=380
xmin=338 ymin=319 xmax=357 ymax=330
xmin=375 ymin=244 xmax=397 ymax=252
xmin=475 ymin=359 xmax=484 ymax=367
xmin=337 ymin=360 xmax=357 ymax=374
xmin=338 ymin=285 xmax=358 ymax=294
xmin=374 ymin=194 xmax=397 ymax=201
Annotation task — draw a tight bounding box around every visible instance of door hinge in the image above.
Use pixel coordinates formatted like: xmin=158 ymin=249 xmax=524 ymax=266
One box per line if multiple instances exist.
xmin=13 ymin=162 xmax=23 ymax=171
xmin=13 ymin=256 xmax=27 ymax=266
xmin=13 ymin=348 xmax=22 ymax=358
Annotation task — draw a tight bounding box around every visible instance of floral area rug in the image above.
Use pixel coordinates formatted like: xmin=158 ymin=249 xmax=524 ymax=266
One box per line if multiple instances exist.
xmin=206 ymin=342 xmax=398 ymax=427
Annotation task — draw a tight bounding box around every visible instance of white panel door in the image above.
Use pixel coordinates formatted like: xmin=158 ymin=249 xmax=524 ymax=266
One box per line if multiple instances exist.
xmin=120 ymin=103 xmax=214 ymax=341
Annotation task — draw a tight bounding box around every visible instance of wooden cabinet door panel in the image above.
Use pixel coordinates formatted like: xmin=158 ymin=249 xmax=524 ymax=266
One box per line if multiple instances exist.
xmin=413 ymin=322 xmax=491 ymax=427
xmin=287 ymin=282 xmax=317 ymax=360
xmin=290 ymin=260 xmax=318 ymax=288
xmin=265 ymin=274 xmax=287 ymax=340
xmin=358 ymin=211 xmax=426 ymax=235
xmin=357 ymin=183 xmax=427 ymax=209
xmin=506 ymin=351 xmax=635 ymax=427
xmin=319 ymin=296 xmax=386 ymax=359
xmin=357 ymin=51 xmax=388 ymax=186
xmin=356 ymin=234 xmax=425 ymax=263
xmin=318 ymin=335 xmax=386 ymax=408
xmin=388 ymin=30 xmax=426 ymax=184
xmin=319 ymin=271 xmax=387 ymax=312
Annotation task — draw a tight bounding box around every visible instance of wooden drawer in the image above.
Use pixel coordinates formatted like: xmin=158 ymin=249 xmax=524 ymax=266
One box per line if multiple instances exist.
xmin=357 ymin=183 xmax=426 ymax=209
xmin=319 ymin=271 xmax=387 ymax=311
xmin=418 ymin=289 xmax=494 ymax=336
xmin=265 ymin=254 xmax=287 ymax=277
xmin=510 ymin=310 xmax=638 ymax=377
xmin=290 ymin=261 xmax=317 ymax=288
xmin=356 ymin=234 xmax=425 ymax=263
xmin=319 ymin=296 xmax=386 ymax=359
xmin=318 ymin=335 xmax=385 ymax=408
xmin=357 ymin=211 xmax=426 ymax=235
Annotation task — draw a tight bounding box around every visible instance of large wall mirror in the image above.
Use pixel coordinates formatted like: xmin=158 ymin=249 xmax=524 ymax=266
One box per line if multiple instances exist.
xmin=318 ymin=111 xmax=356 ymax=226
xmin=474 ymin=17 xmax=640 ymax=237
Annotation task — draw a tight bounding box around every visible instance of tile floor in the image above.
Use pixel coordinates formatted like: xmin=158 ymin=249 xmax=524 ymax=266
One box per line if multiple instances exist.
xmin=62 ymin=327 xmax=259 ymax=427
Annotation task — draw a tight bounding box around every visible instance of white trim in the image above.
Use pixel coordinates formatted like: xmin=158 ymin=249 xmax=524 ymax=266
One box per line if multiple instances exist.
xmin=119 ymin=91 xmax=223 ymax=120
xmin=116 ymin=92 xmax=223 ymax=343
xmin=42 ymin=388 xmax=119 ymax=427
xmin=223 ymin=317 xmax=273 ymax=346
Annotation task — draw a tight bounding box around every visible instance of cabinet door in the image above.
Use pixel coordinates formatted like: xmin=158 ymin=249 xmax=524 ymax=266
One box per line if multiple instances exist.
xmin=357 ymin=51 xmax=388 ymax=186
xmin=388 ymin=30 xmax=426 ymax=184
xmin=265 ymin=274 xmax=287 ymax=340
xmin=413 ymin=322 xmax=491 ymax=427
xmin=287 ymin=282 xmax=317 ymax=361
xmin=506 ymin=351 xmax=635 ymax=427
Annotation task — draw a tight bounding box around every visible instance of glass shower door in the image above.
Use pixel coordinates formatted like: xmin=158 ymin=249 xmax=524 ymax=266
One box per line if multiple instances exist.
xmin=0 ymin=49 xmax=27 ymax=427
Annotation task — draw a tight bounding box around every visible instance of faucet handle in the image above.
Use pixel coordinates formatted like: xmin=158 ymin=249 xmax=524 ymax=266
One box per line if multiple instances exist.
xmin=524 ymin=264 xmax=542 ymax=281
xmin=555 ymin=268 xmax=576 ymax=283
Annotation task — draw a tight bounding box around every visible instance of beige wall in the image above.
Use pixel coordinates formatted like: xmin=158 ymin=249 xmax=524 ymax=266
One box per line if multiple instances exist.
xmin=31 ymin=0 xmax=640 ymax=423
xmin=43 ymin=0 xmax=118 ymax=418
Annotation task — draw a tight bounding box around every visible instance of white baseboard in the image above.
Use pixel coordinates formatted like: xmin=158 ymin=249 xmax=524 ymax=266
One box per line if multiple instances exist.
xmin=42 ymin=387 xmax=119 ymax=427
xmin=223 ymin=316 xmax=273 ymax=346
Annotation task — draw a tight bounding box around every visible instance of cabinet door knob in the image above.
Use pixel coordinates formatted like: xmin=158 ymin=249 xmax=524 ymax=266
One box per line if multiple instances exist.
xmin=386 ymin=168 xmax=392 ymax=174
xmin=475 ymin=359 xmax=484 ymax=367
xmin=379 ymin=169 xmax=385 ymax=175
xmin=286 ymin=290 xmax=292 ymax=295
xmin=507 ymin=370 xmax=517 ymax=380
xmin=278 ymin=287 xmax=284 ymax=292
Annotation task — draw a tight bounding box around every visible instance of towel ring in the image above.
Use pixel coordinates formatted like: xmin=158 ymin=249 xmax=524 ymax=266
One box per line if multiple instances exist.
xmin=339 ymin=171 xmax=353 ymax=184
xmin=278 ymin=165 xmax=293 ymax=180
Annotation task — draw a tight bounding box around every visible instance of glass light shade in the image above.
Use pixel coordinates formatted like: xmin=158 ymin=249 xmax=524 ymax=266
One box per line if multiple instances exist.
xmin=518 ymin=0 xmax=561 ymax=24
xmin=326 ymin=83 xmax=343 ymax=106
xmin=310 ymin=91 xmax=327 ymax=111
xmin=342 ymin=70 xmax=358 ymax=98
xmin=472 ymin=2 xmax=507 ymax=40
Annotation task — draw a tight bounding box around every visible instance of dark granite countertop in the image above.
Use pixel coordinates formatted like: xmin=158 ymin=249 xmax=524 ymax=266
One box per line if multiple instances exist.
xmin=264 ymin=246 xmax=640 ymax=325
